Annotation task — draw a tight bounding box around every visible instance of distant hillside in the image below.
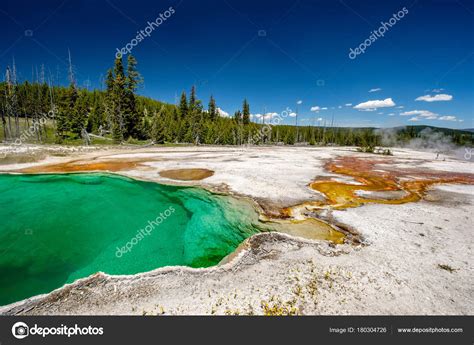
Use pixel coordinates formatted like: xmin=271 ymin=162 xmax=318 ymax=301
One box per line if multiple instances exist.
xmin=392 ymin=125 xmax=474 ymax=137
xmin=1 ymin=79 xmax=473 ymax=147
xmin=378 ymin=125 xmax=474 ymax=147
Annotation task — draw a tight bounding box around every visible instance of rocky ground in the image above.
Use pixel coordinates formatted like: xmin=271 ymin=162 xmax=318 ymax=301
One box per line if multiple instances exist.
xmin=0 ymin=144 xmax=473 ymax=315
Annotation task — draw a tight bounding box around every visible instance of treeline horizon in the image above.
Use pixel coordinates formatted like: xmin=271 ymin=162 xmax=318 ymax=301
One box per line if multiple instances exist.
xmin=1 ymin=55 xmax=473 ymax=147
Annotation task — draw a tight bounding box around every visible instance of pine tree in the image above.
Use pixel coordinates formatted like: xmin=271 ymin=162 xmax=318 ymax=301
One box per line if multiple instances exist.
xmin=112 ymin=56 xmax=126 ymax=143
xmin=188 ymin=90 xmax=203 ymax=144
xmin=179 ymin=91 xmax=188 ymax=119
xmin=189 ymin=85 xmax=196 ymax=113
xmin=234 ymin=110 xmax=242 ymax=123
xmin=70 ymin=91 xmax=87 ymax=136
xmin=56 ymin=78 xmax=78 ymax=139
xmin=124 ymin=54 xmax=142 ymax=139
xmin=242 ymin=99 xmax=250 ymax=125
xmin=104 ymin=68 xmax=114 ymax=132
xmin=208 ymin=95 xmax=217 ymax=121
xmin=151 ymin=108 xmax=166 ymax=144
xmin=87 ymin=94 xmax=105 ymax=133
xmin=55 ymin=51 xmax=80 ymax=140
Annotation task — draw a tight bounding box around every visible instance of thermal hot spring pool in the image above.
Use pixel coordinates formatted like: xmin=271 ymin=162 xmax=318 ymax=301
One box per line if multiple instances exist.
xmin=0 ymin=173 xmax=266 ymax=305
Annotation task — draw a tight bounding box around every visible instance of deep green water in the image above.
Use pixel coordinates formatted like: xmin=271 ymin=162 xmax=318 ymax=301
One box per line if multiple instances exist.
xmin=0 ymin=173 xmax=265 ymax=306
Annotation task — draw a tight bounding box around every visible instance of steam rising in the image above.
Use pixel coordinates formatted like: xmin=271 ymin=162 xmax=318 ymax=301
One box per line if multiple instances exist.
xmin=375 ymin=127 xmax=470 ymax=160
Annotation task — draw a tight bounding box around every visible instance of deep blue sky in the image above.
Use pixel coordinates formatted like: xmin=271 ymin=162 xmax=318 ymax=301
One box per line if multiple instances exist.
xmin=1 ymin=0 xmax=473 ymax=128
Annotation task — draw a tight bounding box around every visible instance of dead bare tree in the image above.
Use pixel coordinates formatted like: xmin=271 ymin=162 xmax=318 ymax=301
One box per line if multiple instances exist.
xmin=12 ymin=58 xmax=20 ymax=138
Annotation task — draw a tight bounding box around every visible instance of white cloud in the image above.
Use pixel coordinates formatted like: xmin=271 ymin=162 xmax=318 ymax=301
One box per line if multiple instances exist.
xmin=254 ymin=112 xmax=278 ymax=121
xmin=354 ymin=98 xmax=396 ymax=111
xmin=265 ymin=112 xmax=278 ymax=120
xmin=217 ymin=108 xmax=229 ymax=117
xmin=310 ymin=106 xmax=320 ymax=112
xmin=438 ymin=115 xmax=457 ymax=121
xmin=388 ymin=113 xmax=395 ymax=116
xmin=297 ymin=100 xmax=303 ymax=105
xmin=396 ymin=105 xmax=404 ymax=109
xmin=401 ymin=110 xmax=458 ymax=122
xmin=316 ymin=117 xmax=323 ymax=121
xmin=321 ymin=107 xmax=328 ymax=110
xmin=345 ymin=103 xmax=352 ymax=107
xmin=400 ymin=110 xmax=437 ymax=119
xmin=432 ymin=88 xmax=444 ymax=93
xmin=369 ymin=88 xmax=382 ymax=92
xmin=289 ymin=112 xmax=297 ymax=117
xmin=378 ymin=112 xmax=384 ymax=115
xmin=415 ymin=94 xmax=453 ymax=102
xmin=338 ymin=105 xmax=342 ymax=109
